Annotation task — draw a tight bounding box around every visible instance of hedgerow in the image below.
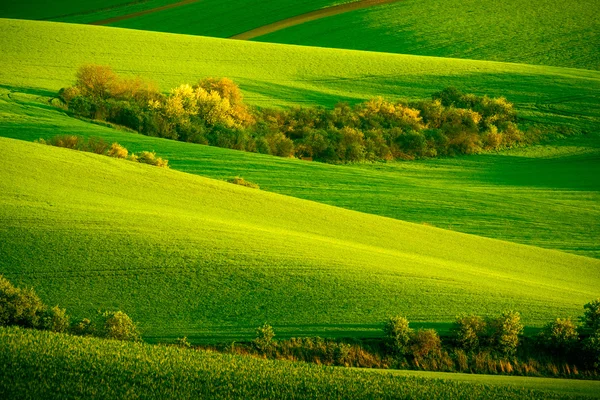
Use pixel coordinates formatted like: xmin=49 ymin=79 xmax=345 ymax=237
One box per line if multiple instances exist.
xmin=58 ymin=65 xmax=576 ymax=164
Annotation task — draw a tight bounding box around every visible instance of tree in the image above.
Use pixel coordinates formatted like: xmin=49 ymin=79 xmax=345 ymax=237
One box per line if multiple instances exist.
xmin=582 ymin=299 xmax=600 ymax=331
xmin=383 ymin=316 xmax=412 ymax=355
xmin=451 ymin=314 xmax=486 ymax=352
xmin=410 ymin=329 xmax=442 ymax=359
xmin=0 ymin=275 xmax=45 ymax=328
xmin=98 ymin=311 xmax=141 ymax=341
xmin=253 ymin=323 xmax=275 ymax=352
xmin=488 ymin=311 xmax=524 ymax=355
xmin=538 ymin=318 xmax=579 ymax=355
xmin=75 ymin=64 xmax=118 ymax=102
xmin=42 ymin=305 xmax=70 ymax=333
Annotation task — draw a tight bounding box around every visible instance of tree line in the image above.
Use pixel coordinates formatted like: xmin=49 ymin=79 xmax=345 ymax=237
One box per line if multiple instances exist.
xmin=57 ymin=65 xmax=574 ymax=164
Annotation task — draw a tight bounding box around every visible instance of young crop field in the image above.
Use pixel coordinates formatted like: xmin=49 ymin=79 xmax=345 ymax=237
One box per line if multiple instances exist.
xmin=1 ymin=89 xmax=599 ymax=258
xmin=255 ymin=0 xmax=600 ymax=71
xmin=1 ymin=137 xmax=599 ymax=340
xmin=3 ymin=327 xmax=596 ymax=399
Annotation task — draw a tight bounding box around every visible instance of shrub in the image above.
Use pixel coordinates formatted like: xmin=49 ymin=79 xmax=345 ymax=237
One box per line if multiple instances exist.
xmin=175 ymin=337 xmax=192 ymax=348
xmin=582 ymin=299 xmax=600 ymax=331
xmin=489 ymin=311 xmax=524 ymax=355
xmin=41 ymin=305 xmax=70 ymax=333
xmin=0 ymin=276 xmax=45 ymax=329
xmin=254 ymin=323 xmax=275 ymax=352
xmin=97 ymin=311 xmax=141 ymax=341
xmin=107 ymin=143 xmax=129 ymax=159
xmin=86 ymin=137 xmax=109 ymax=154
xmin=452 ymin=314 xmax=486 ymax=352
xmin=383 ymin=316 xmax=412 ymax=355
xmin=584 ymin=330 xmax=600 ymax=369
xmin=410 ymin=329 xmax=442 ymax=359
xmin=227 ymin=177 xmax=260 ymax=189
xmin=71 ymin=318 xmax=94 ymax=336
xmin=136 ymin=151 xmax=169 ymax=168
xmin=538 ymin=318 xmax=579 ymax=355
xmin=45 ymin=134 xmax=85 ymax=150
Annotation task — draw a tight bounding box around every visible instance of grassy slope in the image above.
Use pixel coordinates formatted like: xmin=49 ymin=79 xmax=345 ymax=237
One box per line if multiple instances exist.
xmin=256 ymin=0 xmax=600 ymax=71
xmin=2 ymin=90 xmax=599 ymax=259
xmin=3 ymin=328 xmax=595 ymax=400
xmin=1 ymin=19 xmax=599 ymax=134
xmin=1 ymin=137 xmax=599 ymax=340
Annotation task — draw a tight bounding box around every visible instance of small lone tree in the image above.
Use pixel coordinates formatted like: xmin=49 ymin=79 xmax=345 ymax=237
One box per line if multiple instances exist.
xmin=383 ymin=316 xmax=412 ymax=355
xmin=451 ymin=314 xmax=486 ymax=352
xmin=489 ymin=311 xmax=524 ymax=356
xmin=253 ymin=323 xmax=275 ymax=352
xmin=98 ymin=311 xmax=141 ymax=341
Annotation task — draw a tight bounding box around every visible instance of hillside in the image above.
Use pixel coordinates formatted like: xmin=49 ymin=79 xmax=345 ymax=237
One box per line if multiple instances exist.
xmin=255 ymin=0 xmax=600 ymax=71
xmin=3 ymin=328 xmax=598 ymax=399
xmin=1 ymin=137 xmax=599 ymax=340
xmin=2 ymin=88 xmax=599 ymax=258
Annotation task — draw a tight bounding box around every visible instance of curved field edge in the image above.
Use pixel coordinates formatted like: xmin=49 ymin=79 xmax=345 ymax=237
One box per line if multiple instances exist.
xmin=1 ymin=19 xmax=599 ymax=135
xmin=0 ymin=327 xmax=597 ymax=399
xmin=1 ymin=137 xmax=599 ymax=339
xmin=253 ymin=0 xmax=600 ymax=71
xmin=1 ymin=89 xmax=599 ymax=258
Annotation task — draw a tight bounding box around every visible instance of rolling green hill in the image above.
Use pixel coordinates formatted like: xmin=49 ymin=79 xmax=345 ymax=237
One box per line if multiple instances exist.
xmin=1 ymin=137 xmax=599 ymax=340
xmin=3 ymin=327 xmax=597 ymax=399
xmin=256 ymin=0 xmax=600 ymax=71
xmin=2 ymin=89 xmax=599 ymax=258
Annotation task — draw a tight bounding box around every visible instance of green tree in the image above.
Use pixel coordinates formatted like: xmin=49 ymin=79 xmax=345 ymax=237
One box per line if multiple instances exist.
xmin=410 ymin=329 xmax=442 ymax=359
xmin=98 ymin=311 xmax=141 ymax=341
xmin=0 ymin=275 xmax=45 ymax=328
xmin=253 ymin=323 xmax=275 ymax=352
xmin=582 ymin=299 xmax=600 ymax=331
xmin=489 ymin=311 xmax=524 ymax=355
xmin=538 ymin=318 xmax=579 ymax=355
xmin=451 ymin=314 xmax=486 ymax=352
xmin=383 ymin=316 xmax=412 ymax=355
xmin=41 ymin=305 xmax=70 ymax=333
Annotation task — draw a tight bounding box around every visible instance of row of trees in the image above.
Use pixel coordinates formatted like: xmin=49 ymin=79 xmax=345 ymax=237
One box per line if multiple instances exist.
xmin=58 ymin=65 xmax=562 ymax=164
xmin=0 ymin=276 xmax=140 ymax=341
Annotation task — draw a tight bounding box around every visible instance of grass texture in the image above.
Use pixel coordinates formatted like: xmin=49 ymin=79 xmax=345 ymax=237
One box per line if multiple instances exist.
xmin=2 ymin=328 xmax=597 ymax=399
xmin=255 ymin=0 xmax=600 ymax=71
xmin=0 ymin=19 xmax=599 ymax=135
xmin=1 ymin=137 xmax=599 ymax=340
xmin=1 ymin=89 xmax=599 ymax=259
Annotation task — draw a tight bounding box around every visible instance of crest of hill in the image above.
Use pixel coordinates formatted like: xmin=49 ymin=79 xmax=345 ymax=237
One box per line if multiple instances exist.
xmin=255 ymin=0 xmax=600 ymax=71
xmin=1 ymin=137 xmax=599 ymax=339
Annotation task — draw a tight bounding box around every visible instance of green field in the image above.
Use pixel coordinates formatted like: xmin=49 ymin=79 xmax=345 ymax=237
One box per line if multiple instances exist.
xmin=0 ymin=0 xmax=141 ymax=20
xmin=2 ymin=88 xmax=599 ymax=258
xmin=1 ymin=136 xmax=599 ymax=340
xmin=253 ymin=0 xmax=600 ymax=71
xmin=3 ymin=327 xmax=596 ymax=399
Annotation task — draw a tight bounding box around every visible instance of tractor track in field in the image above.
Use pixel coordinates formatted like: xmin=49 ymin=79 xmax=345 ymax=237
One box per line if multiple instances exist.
xmin=89 ymin=0 xmax=403 ymax=39
xmin=230 ymin=0 xmax=403 ymax=40
xmin=89 ymin=0 xmax=200 ymax=25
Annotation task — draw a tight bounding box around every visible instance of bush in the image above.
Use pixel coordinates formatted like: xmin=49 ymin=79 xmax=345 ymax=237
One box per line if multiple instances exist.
xmin=584 ymin=331 xmax=600 ymax=369
xmin=254 ymin=323 xmax=275 ymax=352
xmin=410 ymin=329 xmax=442 ymax=359
xmin=107 ymin=142 xmax=129 ymax=159
xmin=86 ymin=137 xmax=109 ymax=155
xmin=71 ymin=318 xmax=94 ymax=336
xmin=41 ymin=305 xmax=70 ymax=333
xmin=489 ymin=311 xmax=524 ymax=355
xmin=582 ymin=299 xmax=600 ymax=332
xmin=0 ymin=275 xmax=45 ymax=329
xmin=97 ymin=311 xmax=141 ymax=341
xmin=136 ymin=151 xmax=169 ymax=168
xmin=175 ymin=337 xmax=192 ymax=348
xmin=227 ymin=177 xmax=260 ymax=189
xmin=538 ymin=318 xmax=579 ymax=355
xmin=383 ymin=316 xmax=412 ymax=355
xmin=452 ymin=314 xmax=486 ymax=352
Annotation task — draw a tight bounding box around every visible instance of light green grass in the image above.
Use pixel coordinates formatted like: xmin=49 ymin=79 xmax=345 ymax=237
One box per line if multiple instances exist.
xmin=256 ymin=0 xmax=600 ymax=71
xmin=1 ymin=137 xmax=599 ymax=340
xmin=1 ymin=19 xmax=599 ymax=135
xmin=1 ymin=89 xmax=599 ymax=259
xmin=3 ymin=328 xmax=594 ymax=400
